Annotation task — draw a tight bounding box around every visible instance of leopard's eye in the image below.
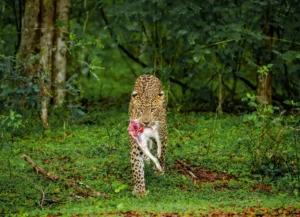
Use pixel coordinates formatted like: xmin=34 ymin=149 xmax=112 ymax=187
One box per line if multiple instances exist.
xmin=132 ymin=91 xmax=138 ymax=98
xmin=151 ymin=108 xmax=157 ymax=112
xmin=158 ymin=91 xmax=163 ymax=96
xmin=137 ymin=108 xmax=143 ymax=113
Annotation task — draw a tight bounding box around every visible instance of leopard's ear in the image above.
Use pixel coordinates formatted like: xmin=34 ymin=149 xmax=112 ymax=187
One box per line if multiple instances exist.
xmin=131 ymin=91 xmax=138 ymax=98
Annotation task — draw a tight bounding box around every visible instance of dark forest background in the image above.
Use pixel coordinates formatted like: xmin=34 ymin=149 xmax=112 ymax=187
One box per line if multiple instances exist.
xmin=1 ymin=0 xmax=300 ymax=126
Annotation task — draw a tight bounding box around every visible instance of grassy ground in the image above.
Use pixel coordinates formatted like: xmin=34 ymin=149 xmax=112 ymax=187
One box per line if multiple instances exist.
xmin=1 ymin=109 xmax=299 ymax=216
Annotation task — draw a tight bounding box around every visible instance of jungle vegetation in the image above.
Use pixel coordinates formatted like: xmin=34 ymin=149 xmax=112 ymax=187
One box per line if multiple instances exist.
xmin=1 ymin=0 xmax=300 ymax=216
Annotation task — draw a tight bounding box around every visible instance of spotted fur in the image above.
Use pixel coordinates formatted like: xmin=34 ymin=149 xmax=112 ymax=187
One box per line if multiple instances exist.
xmin=128 ymin=74 xmax=167 ymax=196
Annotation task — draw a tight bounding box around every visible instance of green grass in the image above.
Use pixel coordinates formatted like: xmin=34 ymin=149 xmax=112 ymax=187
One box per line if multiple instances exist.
xmin=1 ymin=109 xmax=299 ymax=216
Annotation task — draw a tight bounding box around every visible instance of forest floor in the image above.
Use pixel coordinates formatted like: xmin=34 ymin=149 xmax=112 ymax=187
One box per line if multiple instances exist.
xmin=1 ymin=109 xmax=300 ymax=216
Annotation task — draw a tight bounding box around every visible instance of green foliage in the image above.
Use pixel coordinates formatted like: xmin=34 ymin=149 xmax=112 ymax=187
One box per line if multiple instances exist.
xmin=0 ymin=57 xmax=39 ymax=109
xmin=241 ymin=94 xmax=300 ymax=194
xmin=2 ymin=0 xmax=300 ymax=110
xmin=0 ymin=110 xmax=24 ymax=137
xmin=257 ymin=64 xmax=273 ymax=76
xmin=242 ymin=93 xmax=280 ymax=122
xmin=112 ymin=181 xmax=128 ymax=193
xmin=98 ymin=0 xmax=300 ymax=109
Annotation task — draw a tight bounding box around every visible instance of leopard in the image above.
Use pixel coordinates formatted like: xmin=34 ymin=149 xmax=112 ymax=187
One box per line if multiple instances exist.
xmin=128 ymin=74 xmax=167 ymax=196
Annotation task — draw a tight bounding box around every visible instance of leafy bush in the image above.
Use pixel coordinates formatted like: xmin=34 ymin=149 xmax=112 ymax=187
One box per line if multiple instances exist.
xmin=0 ymin=56 xmax=39 ymax=110
xmin=241 ymin=93 xmax=300 ymax=194
xmin=0 ymin=54 xmax=90 ymax=130
xmin=0 ymin=110 xmax=24 ymax=138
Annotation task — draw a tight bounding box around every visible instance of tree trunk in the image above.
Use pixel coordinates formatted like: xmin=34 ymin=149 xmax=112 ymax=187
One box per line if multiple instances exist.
xmin=217 ymin=73 xmax=223 ymax=114
xmin=39 ymin=0 xmax=55 ymax=129
xmin=256 ymin=7 xmax=275 ymax=106
xmin=17 ymin=0 xmax=40 ymax=77
xmin=17 ymin=0 xmax=70 ymax=129
xmin=257 ymin=72 xmax=272 ymax=105
xmin=52 ymin=0 xmax=71 ymax=106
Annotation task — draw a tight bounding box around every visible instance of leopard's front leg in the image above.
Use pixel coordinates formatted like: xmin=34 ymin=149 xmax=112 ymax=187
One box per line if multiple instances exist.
xmin=158 ymin=124 xmax=167 ymax=173
xmin=130 ymin=138 xmax=147 ymax=196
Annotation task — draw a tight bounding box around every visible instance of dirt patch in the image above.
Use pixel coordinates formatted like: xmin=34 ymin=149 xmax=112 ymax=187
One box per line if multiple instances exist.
xmin=58 ymin=207 xmax=300 ymax=217
xmin=174 ymin=159 xmax=274 ymax=193
xmin=251 ymin=183 xmax=272 ymax=192
xmin=204 ymin=206 xmax=300 ymax=217
xmin=64 ymin=212 xmax=181 ymax=217
xmin=174 ymin=159 xmax=233 ymax=183
xmin=121 ymin=212 xmax=180 ymax=217
xmin=105 ymin=207 xmax=300 ymax=217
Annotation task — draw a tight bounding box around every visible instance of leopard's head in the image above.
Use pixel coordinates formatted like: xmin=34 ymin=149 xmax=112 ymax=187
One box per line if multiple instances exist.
xmin=129 ymin=75 xmax=165 ymax=128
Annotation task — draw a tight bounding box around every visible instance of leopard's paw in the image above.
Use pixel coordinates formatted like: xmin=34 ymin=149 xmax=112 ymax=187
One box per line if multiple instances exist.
xmin=132 ymin=189 xmax=148 ymax=197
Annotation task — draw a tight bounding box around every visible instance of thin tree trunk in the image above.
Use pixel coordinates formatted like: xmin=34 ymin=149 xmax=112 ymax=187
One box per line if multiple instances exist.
xmin=17 ymin=0 xmax=40 ymax=77
xmin=256 ymin=7 xmax=275 ymax=106
xmin=39 ymin=0 xmax=55 ymax=129
xmin=257 ymin=72 xmax=272 ymax=105
xmin=52 ymin=0 xmax=71 ymax=105
xmin=231 ymin=73 xmax=237 ymax=101
xmin=217 ymin=73 xmax=223 ymax=114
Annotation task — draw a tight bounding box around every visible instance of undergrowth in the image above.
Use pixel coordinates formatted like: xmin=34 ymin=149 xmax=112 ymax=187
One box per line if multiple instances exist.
xmin=0 ymin=108 xmax=300 ymax=216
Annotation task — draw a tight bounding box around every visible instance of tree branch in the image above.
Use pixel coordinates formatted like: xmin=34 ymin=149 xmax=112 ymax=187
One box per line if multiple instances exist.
xmin=23 ymin=154 xmax=109 ymax=198
xmin=99 ymin=6 xmax=147 ymax=68
xmin=176 ymin=159 xmax=197 ymax=178
xmin=170 ymin=77 xmax=194 ymax=91
xmin=98 ymin=4 xmax=208 ymax=97
xmin=235 ymin=74 xmax=256 ymax=90
xmin=13 ymin=0 xmax=22 ymax=55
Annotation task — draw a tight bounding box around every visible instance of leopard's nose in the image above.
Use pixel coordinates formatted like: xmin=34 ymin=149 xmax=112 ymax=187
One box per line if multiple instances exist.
xmin=143 ymin=121 xmax=150 ymax=126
